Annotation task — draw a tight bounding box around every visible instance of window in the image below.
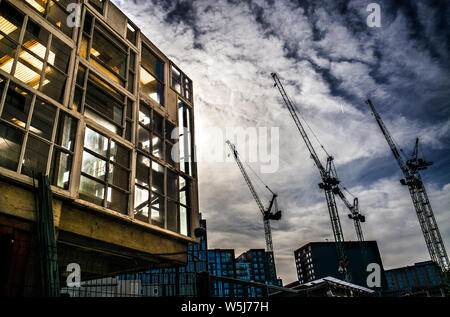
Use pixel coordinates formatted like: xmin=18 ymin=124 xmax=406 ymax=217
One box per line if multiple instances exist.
xmin=79 ymin=127 xmax=130 ymax=213
xmin=126 ymin=22 xmax=137 ymax=44
xmin=0 ymin=11 xmax=70 ymax=103
xmin=81 ymin=13 xmax=136 ymax=90
xmin=178 ymin=100 xmax=193 ymax=176
xmin=0 ymin=121 xmax=24 ymax=171
xmin=75 ymin=66 xmax=134 ymax=139
xmin=24 ymin=0 xmax=74 ymax=38
xmin=84 ymin=72 xmax=124 ymax=133
xmin=88 ymin=0 xmax=105 ymax=14
xmin=140 ymin=45 xmax=164 ymax=106
xmin=134 ymin=154 xmax=165 ymax=227
xmin=0 ymin=1 xmax=24 ymax=43
xmin=133 ymin=150 xmax=189 ymax=235
xmin=171 ymin=65 xmax=192 ymax=102
xmin=0 ymin=76 xmax=77 ymax=186
xmin=137 ymin=101 xmax=177 ymax=164
xmin=50 ymin=112 xmax=76 ymax=189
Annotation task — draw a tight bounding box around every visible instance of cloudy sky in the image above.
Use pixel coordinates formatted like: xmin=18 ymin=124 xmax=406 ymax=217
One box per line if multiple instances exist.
xmin=112 ymin=0 xmax=450 ymax=283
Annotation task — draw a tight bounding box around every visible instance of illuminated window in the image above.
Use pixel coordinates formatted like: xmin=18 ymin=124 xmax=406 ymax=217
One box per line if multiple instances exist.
xmin=79 ymin=127 xmax=130 ymax=213
xmin=81 ymin=14 xmax=135 ymax=90
xmin=0 ymin=14 xmax=70 ymax=103
xmin=23 ymin=0 xmax=74 ymax=38
xmin=140 ymin=45 xmax=164 ymax=106
xmin=0 ymin=2 xmax=24 ymax=42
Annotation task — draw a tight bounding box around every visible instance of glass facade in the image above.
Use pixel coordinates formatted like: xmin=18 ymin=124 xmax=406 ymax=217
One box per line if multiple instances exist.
xmin=207 ymin=249 xmax=237 ymax=297
xmin=0 ymin=0 xmax=197 ymax=239
xmin=385 ymin=261 xmax=445 ymax=292
xmin=117 ymin=214 xmax=208 ymax=296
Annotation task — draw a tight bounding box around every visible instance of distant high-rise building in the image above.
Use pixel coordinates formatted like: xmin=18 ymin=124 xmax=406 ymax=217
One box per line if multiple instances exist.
xmin=207 ymin=249 xmax=237 ymax=296
xmin=237 ymin=249 xmax=279 ymax=285
xmin=115 ymin=213 xmax=208 ymax=297
xmin=294 ymin=241 xmax=387 ymax=291
xmin=236 ymin=249 xmax=281 ymax=297
xmin=384 ymin=261 xmax=447 ymax=296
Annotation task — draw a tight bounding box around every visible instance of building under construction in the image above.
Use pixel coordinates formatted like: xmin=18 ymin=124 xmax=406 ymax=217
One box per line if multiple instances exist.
xmin=0 ymin=0 xmax=199 ymax=296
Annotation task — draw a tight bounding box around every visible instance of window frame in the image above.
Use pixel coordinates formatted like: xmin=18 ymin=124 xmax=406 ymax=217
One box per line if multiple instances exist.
xmin=0 ymin=74 xmax=78 ymax=191
xmin=79 ymin=125 xmax=131 ymax=214
xmin=80 ymin=11 xmax=135 ymax=90
xmin=139 ymin=44 xmax=165 ymax=107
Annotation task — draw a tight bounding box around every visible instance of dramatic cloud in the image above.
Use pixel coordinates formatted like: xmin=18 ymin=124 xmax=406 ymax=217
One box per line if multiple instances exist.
xmin=112 ymin=0 xmax=450 ymax=284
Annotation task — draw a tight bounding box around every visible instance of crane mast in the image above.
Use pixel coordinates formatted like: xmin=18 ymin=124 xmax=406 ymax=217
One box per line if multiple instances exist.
xmin=335 ymin=188 xmax=365 ymax=242
xmin=271 ymin=73 xmax=351 ymax=282
xmin=226 ymin=140 xmax=281 ymax=253
xmin=366 ymin=99 xmax=449 ymax=272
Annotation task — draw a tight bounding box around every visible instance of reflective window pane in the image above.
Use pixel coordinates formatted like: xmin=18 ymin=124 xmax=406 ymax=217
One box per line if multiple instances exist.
xmin=167 ymin=200 xmax=178 ymax=233
xmin=167 ymin=169 xmax=177 ymax=200
xmin=50 ymin=36 xmax=71 ymax=74
xmin=110 ymin=140 xmax=129 ymax=167
xmin=141 ymin=46 xmax=164 ymax=81
xmin=23 ymin=18 xmax=49 ymax=48
xmin=152 ymin=135 xmax=162 ymax=158
xmin=47 ymin=0 xmax=74 ymax=38
xmin=21 ymin=135 xmax=49 ymax=177
xmin=138 ymin=103 xmax=151 ymax=128
xmin=1 ymin=83 xmax=32 ymax=128
xmin=171 ymin=66 xmax=181 ymax=93
xmin=82 ymin=151 xmax=107 ymax=180
xmin=137 ymin=124 xmax=150 ymax=152
xmin=84 ymin=108 xmax=120 ymax=134
xmin=153 ymin=111 xmax=163 ymax=135
xmin=85 ymin=79 xmax=123 ymax=126
xmin=135 ymin=153 xmax=150 ymax=186
xmin=108 ymin=163 xmax=129 ymax=190
xmin=179 ymin=176 xmax=188 ymax=206
xmin=76 ymin=65 xmax=85 ymax=86
xmin=41 ymin=65 xmax=66 ymax=103
xmin=151 ymin=192 xmax=164 ymax=228
xmin=140 ymin=67 xmax=164 ymax=105
xmin=90 ymin=27 xmax=126 ymax=82
xmin=50 ymin=149 xmax=72 ymax=189
xmin=180 ymin=205 xmax=188 ymax=236
xmin=84 ymin=127 xmax=108 ymax=156
xmin=79 ymin=175 xmax=104 ymax=205
xmin=30 ymin=98 xmax=56 ymax=140
xmin=56 ymin=112 xmax=76 ymax=151
xmin=165 ymin=121 xmax=175 ymax=140
xmin=134 ymin=185 xmax=149 ymax=222
xmin=166 ymin=142 xmax=176 ymax=166
xmin=0 ymin=122 xmax=24 ymax=171
xmin=151 ymin=161 xmax=164 ymax=194
xmin=107 ymin=187 xmax=128 ymax=214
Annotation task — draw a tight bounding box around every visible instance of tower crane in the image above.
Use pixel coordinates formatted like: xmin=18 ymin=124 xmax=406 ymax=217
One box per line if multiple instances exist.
xmin=226 ymin=140 xmax=282 ymax=282
xmin=271 ymin=73 xmax=352 ymax=282
xmin=366 ymin=99 xmax=449 ymax=272
xmin=335 ymin=188 xmax=365 ymax=242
